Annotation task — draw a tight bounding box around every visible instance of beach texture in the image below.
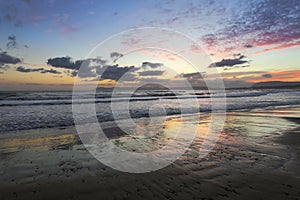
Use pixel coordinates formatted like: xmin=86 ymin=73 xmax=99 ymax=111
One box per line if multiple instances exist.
xmin=1 ymin=106 xmax=300 ymax=200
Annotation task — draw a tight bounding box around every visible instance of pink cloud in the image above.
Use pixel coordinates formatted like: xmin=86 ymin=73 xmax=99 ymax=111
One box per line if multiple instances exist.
xmin=255 ymin=40 xmax=300 ymax=54
xmin=61 ymin=25 xmax=79 ymax=34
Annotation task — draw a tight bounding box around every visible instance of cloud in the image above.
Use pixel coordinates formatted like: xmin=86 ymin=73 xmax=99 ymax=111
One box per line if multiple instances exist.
xmin=5 ymin=34 xmax=30 ymax=50
xmin=16 ymin=66 xmax=61 ymax=74
xmin=99 ymin=65 xmax=137 ymax=81
xmin=245 ymin=70 xmax=300 ymax=82
xmin=181 ymin=72 xmax=206 ymax=79
xmin=47 ymin=56 xmax=78 ymax=70
xmin=46 ymin=57 xmax=166 ymax=81
xmin=262 ymin=73 xmax=272 ymax=78
xmin=47 ymin=56 xmax=106 ymax=71
xmin=74 ymin=59 xmax=106 ymax=78
xmin=255 ymin=40 xmax=300 ymax=54
xmin=244 ymin=44 xmax=253 ymax=48
xmin=233 ymin=53 xmax=244 ymax=58
xmin=40 ymin=68 xmax=61 ymax=74
xmin=77 ymin=65 xmax=97 ymax=78
xmin=61 ymin=25 xmax=79 ymax=34
xmin=209 ymin=55 xmax=248 ymax=68
xmin=47 ymin=56 xmax=143 ymax=79
xmin=17 ymin=66 xmax=43 ymax=72
xmin=0 ymin=51 xmax=22 ymax=66
xmin=141 ymin=61 xmax=163 ymax=69
xmin=6 ymin=35 xmax=17 ymax=49
xmin=62 ymin=70 xmax=78 ymax=77
xmin=72 ymin=61 xmax=138 ymax=80
xmin=138 ymin=70 xmax=165 ymax=76
xmin=201 ymin=0 xmax=300 ymax=53
xmin=70 ymin=70 xmax=78 ymax=77
xmin=110 ymin=52 xmax=123 ymax=62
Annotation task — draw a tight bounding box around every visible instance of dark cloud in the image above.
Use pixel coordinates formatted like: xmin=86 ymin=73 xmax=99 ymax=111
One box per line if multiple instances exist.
xmin=47 ymin=56 xmax=114 ymax=78
xmin=80 ymin=59 xmax=107 ymax=77
xmin=244 ymin=44 xmax=253 ymax=48
xmin=47 ymin=56 xmax=77 ymax=70
xmin=0 ymin=51 xmax=21 ymax=66
xmin=63 ymin=70 xmax=78 ymax=77
xmin=7 ymin=35 xmax=17 ymax=49
xmin=17 ymin=66 xmax=43 ymax=72
xmin=40 ymin=69 xmax=61 ymax=74
xmin=89 ymin=58 xmax=107 ymax=65
xmin=141 ymin=62 xmax=163 ymax=69
xmin=16 ymin=66 xmax=61 ymax=74
xmin=77 ymin=66 xmax=97 ymax=78
xmin=209 ymin=55 xmax=248 ymax=68
xmin=262 ymin=73 xmax=272 ymax=78
xmin=100 ymin=65 xmax=137 ymax=81
xmin=233 ymin=53 xmax=242 ymax=57
xmin=110 ymin=52 xmax=123 ymax=62
xmin=5 ymin=35 xmax=29 ymax=50
xmin=138 ymin=70 xmax=165 ymax=76
xmin=76 ymin=58 xmax=108 ymax=78
xmin=47 ymin=56 xmax=106 ymax=71
xmin=47 ymin=57 xmax=148 ymax=81
xmin=182 ymin=72 xmax=206 ymax=79
xmin=75 ymin=62 xmax=139 ymax=81
xmin=70 ymin=70 xmax=78 ymax=77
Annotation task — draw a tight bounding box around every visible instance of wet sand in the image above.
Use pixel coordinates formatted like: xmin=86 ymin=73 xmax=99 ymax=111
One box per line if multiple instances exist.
xmin=0 ymin=106 xmax=300 ymax=200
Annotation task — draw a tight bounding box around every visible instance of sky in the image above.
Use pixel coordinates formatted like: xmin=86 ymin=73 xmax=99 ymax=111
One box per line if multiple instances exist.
xmin=0 ymin=0 xmax=299 ymax=90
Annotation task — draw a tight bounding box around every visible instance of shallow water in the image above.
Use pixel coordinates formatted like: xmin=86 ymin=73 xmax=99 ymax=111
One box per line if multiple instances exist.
xmin=0 ymin=89 xmax=300 ymax=132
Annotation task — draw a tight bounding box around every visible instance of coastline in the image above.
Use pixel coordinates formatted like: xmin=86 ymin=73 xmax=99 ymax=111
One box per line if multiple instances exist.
xmin=0 ymin=105 xmax=300 ymax=199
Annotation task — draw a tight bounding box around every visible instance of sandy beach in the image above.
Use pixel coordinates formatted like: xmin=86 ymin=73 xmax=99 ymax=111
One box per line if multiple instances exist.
xmin=1 ymin=0 xmax=300 ymax=199
xmin=1 ymin=106 xmax=300 ymax=200
xmin=0 ymin=0 xmax=300 ymax=200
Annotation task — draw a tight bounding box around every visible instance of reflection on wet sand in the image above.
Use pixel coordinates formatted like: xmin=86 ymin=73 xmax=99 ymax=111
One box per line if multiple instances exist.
xmin=0 ymin=106 xmax=300 ymax=199
xmin=0 ymin=133 xmax=79 ymax=155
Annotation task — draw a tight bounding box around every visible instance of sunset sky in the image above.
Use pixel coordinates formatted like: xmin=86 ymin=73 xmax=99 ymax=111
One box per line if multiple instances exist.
xmin=0 ymin=0 xmax=299 ymax=90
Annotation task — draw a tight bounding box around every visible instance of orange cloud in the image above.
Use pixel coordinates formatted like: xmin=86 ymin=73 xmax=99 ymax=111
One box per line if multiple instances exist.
xmin=248 ymin=70 xmax=300 ymax=82
xmin=98 ymin=79 xmax=116 ymax=86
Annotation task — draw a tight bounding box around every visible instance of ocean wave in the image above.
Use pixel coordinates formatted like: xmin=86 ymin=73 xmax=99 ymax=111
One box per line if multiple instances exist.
xmin=0 ymin=90 xmax=283 ymax=107
xmin=1 ymin=100 xmax=300 ymax=132
xmin=0 ymin=89 xmax=299 ymax=132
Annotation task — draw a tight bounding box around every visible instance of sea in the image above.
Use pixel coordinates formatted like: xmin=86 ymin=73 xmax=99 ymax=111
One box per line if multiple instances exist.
xmin=0 ymin=89 xmax=300 ymax=132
